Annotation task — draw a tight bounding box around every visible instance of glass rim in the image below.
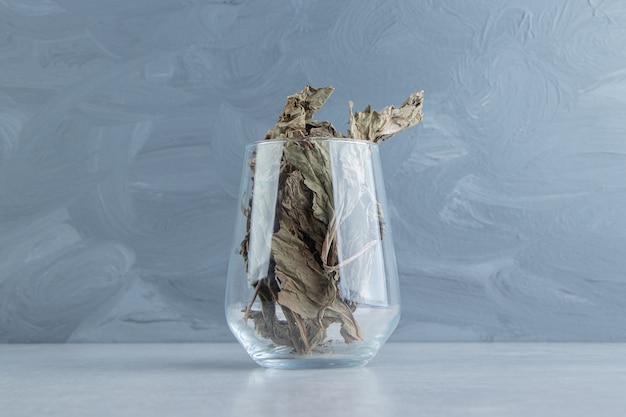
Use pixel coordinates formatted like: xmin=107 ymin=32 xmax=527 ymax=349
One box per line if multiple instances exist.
xmin=245 ymin=137 xmax=379 ymax=150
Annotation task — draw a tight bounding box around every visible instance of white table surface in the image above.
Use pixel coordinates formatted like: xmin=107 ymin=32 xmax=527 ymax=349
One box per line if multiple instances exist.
xmin=1 ymin=343 xmax=626 ymax=417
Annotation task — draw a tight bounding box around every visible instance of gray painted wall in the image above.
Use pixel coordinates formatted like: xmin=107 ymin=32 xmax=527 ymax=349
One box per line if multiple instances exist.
xmin=1 ymin=0 xmax=626 ymax=342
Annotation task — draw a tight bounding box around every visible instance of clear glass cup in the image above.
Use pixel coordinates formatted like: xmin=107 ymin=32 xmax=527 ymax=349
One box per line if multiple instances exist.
xmin=225 ymin=138 xmax=400 ymax=369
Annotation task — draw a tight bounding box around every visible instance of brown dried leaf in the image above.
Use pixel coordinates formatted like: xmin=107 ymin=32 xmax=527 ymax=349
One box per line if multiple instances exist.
xmin=348 ymin=90 xmax=424 ymax=143
xmin=243 ymin=85 xmax=424 ymax=354
xmin=264 ymin=85 xmax=338 ymax=139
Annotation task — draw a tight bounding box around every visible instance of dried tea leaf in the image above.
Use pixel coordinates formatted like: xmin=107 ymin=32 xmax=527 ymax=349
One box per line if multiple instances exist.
xmin=349 ymin=90 xmax=424 ymax=143
xmin=264 ymin=85 xmax=339 ymax=139
xmin=243 ymin=85 xmax=423 ymax=354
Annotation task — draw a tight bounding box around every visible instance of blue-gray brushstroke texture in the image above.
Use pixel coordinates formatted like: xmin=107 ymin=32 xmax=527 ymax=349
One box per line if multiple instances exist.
xmin=1 ymin=0 xmax=625 ymax=342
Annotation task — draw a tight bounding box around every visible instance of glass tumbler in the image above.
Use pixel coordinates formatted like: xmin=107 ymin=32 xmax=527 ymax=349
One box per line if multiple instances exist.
xmin=226 ymin=138 xmax=400 ymax=369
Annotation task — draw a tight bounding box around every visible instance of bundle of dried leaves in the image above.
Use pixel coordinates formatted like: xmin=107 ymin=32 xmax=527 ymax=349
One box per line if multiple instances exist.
xmin=241 ymin=85 xmax=423 ymax=354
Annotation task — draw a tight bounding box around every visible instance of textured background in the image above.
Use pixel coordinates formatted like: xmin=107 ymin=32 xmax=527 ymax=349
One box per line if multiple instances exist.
xmin=1 ymin=0 xmax=626 ymax=342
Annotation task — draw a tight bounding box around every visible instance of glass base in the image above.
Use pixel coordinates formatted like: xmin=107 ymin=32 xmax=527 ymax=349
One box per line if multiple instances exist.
xmin=245 ymin=341 xmax=381 ymax=369
xmin=255 ymin=357 xmax=370 ymax=369
xmin=227 ymin=305 xmax=399 ymax=369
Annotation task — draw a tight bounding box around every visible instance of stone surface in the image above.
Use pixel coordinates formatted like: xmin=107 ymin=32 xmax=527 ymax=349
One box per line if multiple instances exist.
xmin=2 ymin=343 xmax=626 ymax=417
